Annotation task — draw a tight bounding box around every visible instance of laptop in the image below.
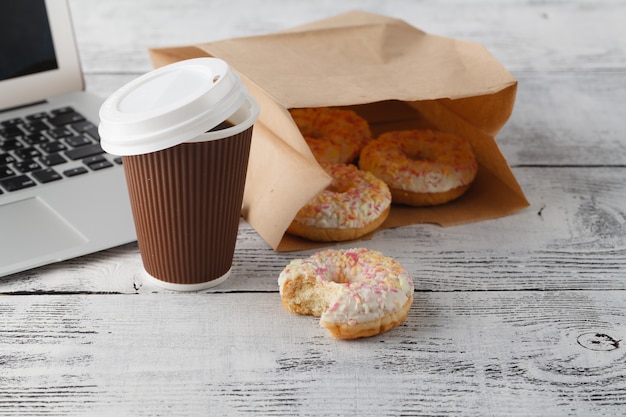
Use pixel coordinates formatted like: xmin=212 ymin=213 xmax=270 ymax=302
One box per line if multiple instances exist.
xmin=0 ymin=0 xmax=136 ymax=277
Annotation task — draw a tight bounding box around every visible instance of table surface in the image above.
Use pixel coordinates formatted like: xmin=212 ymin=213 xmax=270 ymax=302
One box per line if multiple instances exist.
xmin=2 ymin=0 xmax=625 ymax=416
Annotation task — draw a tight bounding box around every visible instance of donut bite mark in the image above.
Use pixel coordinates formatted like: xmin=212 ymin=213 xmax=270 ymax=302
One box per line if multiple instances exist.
xmin=278 ymin=248 xmax=414 ymax=339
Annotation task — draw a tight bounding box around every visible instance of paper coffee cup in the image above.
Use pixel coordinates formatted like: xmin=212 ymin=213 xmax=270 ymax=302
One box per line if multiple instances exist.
xmin=99 ymin=58 xmax=259 ymax=290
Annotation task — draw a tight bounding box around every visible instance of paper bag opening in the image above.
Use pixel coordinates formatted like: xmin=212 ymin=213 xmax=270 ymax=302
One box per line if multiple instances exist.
xmin=149 ymin=10 xmax=529 ymax=251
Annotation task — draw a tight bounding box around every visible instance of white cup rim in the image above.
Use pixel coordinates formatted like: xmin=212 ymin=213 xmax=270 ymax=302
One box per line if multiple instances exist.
xmin=185 ymin=96 xmax=259 ymax=143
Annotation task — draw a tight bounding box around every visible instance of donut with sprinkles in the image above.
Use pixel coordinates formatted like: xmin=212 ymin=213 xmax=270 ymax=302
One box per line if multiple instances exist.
xmin=290 ymin=107 xmax=372 ymax=164
xmin=359 ymin=129 xmax=478 ymax=206
xmin=278 ymin=248 xmax=414 ymax=339
xmin=287 ymin=162 xmax=391 ymax=242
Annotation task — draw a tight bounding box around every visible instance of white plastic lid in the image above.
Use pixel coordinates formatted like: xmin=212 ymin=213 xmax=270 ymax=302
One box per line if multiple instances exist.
xmin=98 ymin=58 xmax=248 ymax=156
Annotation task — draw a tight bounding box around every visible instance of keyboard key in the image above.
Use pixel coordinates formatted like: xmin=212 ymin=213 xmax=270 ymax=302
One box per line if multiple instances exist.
xmin=1 ymin=118 xmax=24 ymax=138
xmin=1 ymin=174 xmax=36 ymax=191
xmin=32 ymin=168 xmax=62 ymax=184
xmin=66 ymin=134 xmax=92 ymax=148
xmin=24 ymin=132 xmax=49 ymax=145
xmin=70 ymin=120 xmax=96 ymax=133
xmin=15 ymin=147 xmax=42 ymax=160
xmin=0 ymin=154 xmax=16 ymax=165
xmin=65 ymin=143 xmax=104 ymax=160
xmin=51 ymin=106 xmax=75 ymax=115
xmin=82 ymin=155 xmax=106 ymax=165
xmin=40 ymin=141 xmax=67 ymax=154
xmin=1 ymin=166 xmax=16 ymax=179
xmin=63 ymin=166 xmax=89 ymax=177
xmin=0 ymin=138 xmax=23 ymax=151
xmin=26 ymin=112 xmax=48 ymax=121
xmin=48 ymin=111 xmax=85 ymax=127
xmin=23 ymin=120 xmax=49 ymax=133
xmin=15 ymin=160 xmax=41 ymax=173
xmin=88 ymin=160 xmax=113 ymax=171
xmin=0 ymin=125 xmax=24 ymax=138
xmin=40 ymin=153 xmax=67 ymax=166
xmin=48 ymin=127 xmax=73 ymax=139
xmin=1 ymin=118 xmax=24 ymax=129
xmin=85 ymin=126 xmax=100 ymax=141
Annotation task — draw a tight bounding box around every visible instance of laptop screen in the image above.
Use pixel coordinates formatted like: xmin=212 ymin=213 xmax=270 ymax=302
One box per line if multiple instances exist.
xmin=0 ymin=0 xmax=58 ymax=82
xmin=0 ymin=0 xmax=83 ymax=111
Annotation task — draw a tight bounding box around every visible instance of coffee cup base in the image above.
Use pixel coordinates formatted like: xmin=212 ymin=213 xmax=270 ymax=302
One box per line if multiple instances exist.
xmin=141 ymin=268 xmax=232 ymax=292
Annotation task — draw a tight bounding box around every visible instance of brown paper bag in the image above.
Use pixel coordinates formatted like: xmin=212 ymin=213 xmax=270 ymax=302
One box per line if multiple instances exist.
xmin=149 ymin=10 xmax=529 ymax=251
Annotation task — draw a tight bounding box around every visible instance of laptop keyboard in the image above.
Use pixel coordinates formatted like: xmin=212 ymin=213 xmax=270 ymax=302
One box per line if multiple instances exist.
xmin=0 ymin=107 xmax=122 ymax=195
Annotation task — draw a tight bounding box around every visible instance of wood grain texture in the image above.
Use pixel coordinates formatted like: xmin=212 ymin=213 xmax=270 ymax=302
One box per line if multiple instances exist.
xmin=499 ymin=72 xmax=626 ymax=166
xmin=1 ymin=167 xmax=624 ymax=294
xmin=67 ymin=0 xmax=626 ymax=74
xmin=1 ymin=1 xmax=625 ymax=415
xmin=1 ymin=292 xmax=624 ymax=416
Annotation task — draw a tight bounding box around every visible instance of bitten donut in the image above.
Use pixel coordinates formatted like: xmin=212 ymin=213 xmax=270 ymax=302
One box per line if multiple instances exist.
xmin=287 ymin=162 xmax=391 ymax=242
xmin=278 ymin=248 xmax=414 ymax=339
xmin=290 ymin=107 xmax=372 ymax=163
xmin=359 ymin=129 xmax=478 ymax=206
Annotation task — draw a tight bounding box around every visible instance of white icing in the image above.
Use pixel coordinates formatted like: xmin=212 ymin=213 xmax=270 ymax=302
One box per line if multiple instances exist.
xmin=278 ymin=248 xmax=414 ymax=325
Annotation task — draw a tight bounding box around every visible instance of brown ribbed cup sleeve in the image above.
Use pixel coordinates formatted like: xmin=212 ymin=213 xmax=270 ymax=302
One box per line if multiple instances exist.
xmin=122 ymin=127 xmax=253 ymax=285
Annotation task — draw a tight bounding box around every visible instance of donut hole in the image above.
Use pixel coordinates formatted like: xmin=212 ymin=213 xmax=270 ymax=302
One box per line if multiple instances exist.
xmin=405 ymin=149 xmax=435 ymax=163
xmin=326 ymin=180 xmax=352 ymax=195
xmin=324 ymin=170 xmax=357 ymax=195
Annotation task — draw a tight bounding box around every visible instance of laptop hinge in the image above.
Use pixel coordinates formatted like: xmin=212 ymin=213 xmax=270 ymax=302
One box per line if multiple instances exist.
xmin=0 ymin=100 xmax=48 ymax=115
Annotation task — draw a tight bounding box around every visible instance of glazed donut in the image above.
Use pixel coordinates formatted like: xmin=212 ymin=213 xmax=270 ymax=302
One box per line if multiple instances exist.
xmin=359 ymin=129 xmax=478 ymax=206
xmin=287 ymin=162 xmax=391 ymax=242
xmin=278 ymin=248 xmax=414 ymax=339
xmin=290 ymin=107 xmax=372 ymax=163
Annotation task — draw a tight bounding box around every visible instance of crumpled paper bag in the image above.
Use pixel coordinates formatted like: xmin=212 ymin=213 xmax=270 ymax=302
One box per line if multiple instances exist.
xmin=149 ymin=10 xmax=529 ymax=251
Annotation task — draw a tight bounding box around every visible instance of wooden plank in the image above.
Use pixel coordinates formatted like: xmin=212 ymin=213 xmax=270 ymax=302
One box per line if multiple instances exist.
xmin=68 ymin=0 xmax=626 ymax=74
xmin=0 ymin=291 xmax=624 ymax=416
xmin=82 ymin=71 xmax=626 ymax=171
xmin=500 ymin=71 xmax=626 ymax=166
xmin=1 ymin=167 xmax=624 ymax=294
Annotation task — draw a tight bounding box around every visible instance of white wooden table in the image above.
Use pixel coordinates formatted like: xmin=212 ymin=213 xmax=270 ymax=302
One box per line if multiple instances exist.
xmin=2 ymin=1 xmax=625 ymax=415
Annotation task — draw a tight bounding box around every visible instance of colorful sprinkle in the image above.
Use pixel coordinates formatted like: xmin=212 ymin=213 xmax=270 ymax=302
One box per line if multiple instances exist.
xmin=290 ymin=107 xmax=371 ymax=164
xmin=359 ymin=129 xmax=477 ymax=193
xmin=293 ymin=162 xmax=391 ymax=229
